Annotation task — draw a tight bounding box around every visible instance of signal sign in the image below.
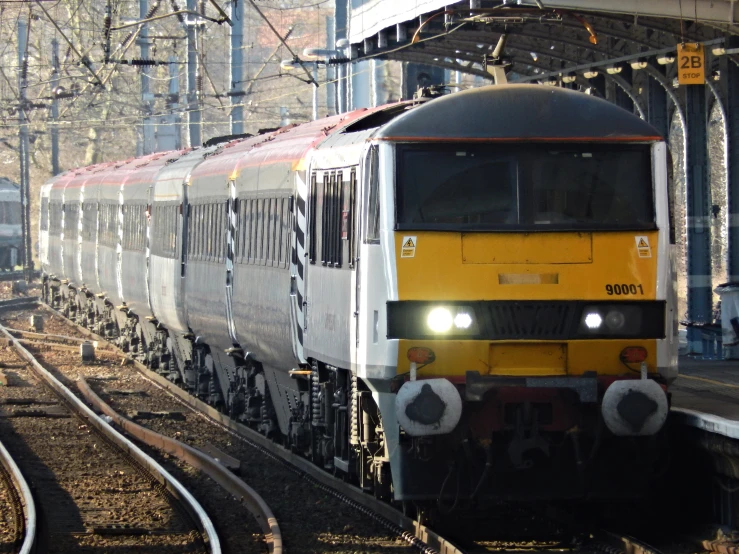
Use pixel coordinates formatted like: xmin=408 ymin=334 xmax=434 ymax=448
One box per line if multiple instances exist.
xmin=677 ymin=43 xmax=705 ymax=85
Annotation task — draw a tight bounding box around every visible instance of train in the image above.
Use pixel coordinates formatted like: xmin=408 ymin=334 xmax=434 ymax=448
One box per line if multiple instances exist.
xmin=0 ymin=177 xmax=21 ymax=271
xmin=40 ymin=84 xmax=677 ymax=516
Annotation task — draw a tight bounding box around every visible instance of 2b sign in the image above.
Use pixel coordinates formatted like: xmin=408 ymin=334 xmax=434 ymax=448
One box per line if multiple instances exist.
xmin=677 ymin=43 xmax=705 ymax=85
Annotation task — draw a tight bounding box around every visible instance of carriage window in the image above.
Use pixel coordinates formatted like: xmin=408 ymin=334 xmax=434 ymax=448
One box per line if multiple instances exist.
xmin=140 ymin=205 xmax=147 ymax=250
xmin=212 ymin=203 xmax=219 ymax=259
xmin=206 ymin=204 xmax=213 ymax=259
xmin=214 ymin=203 xmax=221 ymax=261
xmin=81 ymin=203 xmax=95 ymax=242
xmin=271 ymin=198 xmax=278 ymax=264
xmin=264 ymin=198 xmax=272 ymax=264
xmin=169 ymin=206 xmax=177 ymax=256
xmin=152 ymin=205 xmax=177 ymax=258
xmin=321 ymin=174 xmax=329 ymax=264
xmin=278 ymin=198 xmax=286 ymax=267
xmin=49 ymin=202 xmax=59 ymax=234
xmin=309 ymin=173 xmax=318 ymax=263
xmin=198 ymin=205 xmax=205 ymax=259
xmin=258 ymin=199 xmax=266 ymax=264
xmin=346 ymin=169 xmax=357 ymax=267
xmin=194 ymin=205 xmax=199 ymax=258
xmin=65 ymin=204 xmax=80 ymax=239
xmin=244 ymin=199 xmax=251 ymax=262
xmin=220 ymin=201 xmax=227 ymax=261
xmin=193 ymin=205 xmax=200 ymax=259
xmin=220 ymin=201 xmax=226 ymax=261
xmin=40 ymin=197 xmax=49 ymax=231
xmin=242 ymin=199 xmax=250 ymax=263
xmin=365 ymin=146 xmax=380 ymax=243
xmin=321 ymin=172 xmax=343 ymax=267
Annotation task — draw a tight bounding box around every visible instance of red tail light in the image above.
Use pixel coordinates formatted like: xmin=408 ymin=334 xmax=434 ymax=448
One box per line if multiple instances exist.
xmin=407 ymin=347 xmax=435 ymax=364
xmin=620 ymin=346 xmax=647 ymax=364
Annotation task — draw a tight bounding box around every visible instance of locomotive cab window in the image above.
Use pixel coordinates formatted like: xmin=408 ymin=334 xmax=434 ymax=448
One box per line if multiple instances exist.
xmin=395 ymin=143 xmax=655 ymax=231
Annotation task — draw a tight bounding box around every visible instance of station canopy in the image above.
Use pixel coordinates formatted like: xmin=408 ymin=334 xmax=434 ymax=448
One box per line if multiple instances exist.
xmin=346 ymin=0 xmax=739 ymax=83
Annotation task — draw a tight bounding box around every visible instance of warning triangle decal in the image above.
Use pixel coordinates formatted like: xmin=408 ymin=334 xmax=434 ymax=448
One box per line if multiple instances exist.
xmin=638 ymin=238 xmax=648 ymax=248
xmin=403 ymin=238 xmax=415 ymax=248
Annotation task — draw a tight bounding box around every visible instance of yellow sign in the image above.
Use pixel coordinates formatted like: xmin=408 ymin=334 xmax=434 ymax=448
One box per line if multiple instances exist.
xmin=401 ymin=236 xmax=417 ymax=258
xmin=677 ymin=43 xmax=705 ymax=85
xmin=635 ymin=235 xmax=651 ymax=258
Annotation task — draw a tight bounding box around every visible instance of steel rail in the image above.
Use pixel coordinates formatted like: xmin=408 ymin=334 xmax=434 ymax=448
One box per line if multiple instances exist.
xmin=0 ymin=321 xmax=222 ymax=554
xmin=0 ymin=297 xmax=38 ymax=311
xmin=0 ymin=271 xmax=39 ymax=283
xmin=0 ymin=437 xmax=36 ymax=554
xmin=37 ymin=302 xmax=462 ymax=554
xmin=3 ymin=327 xmax=95 ymax=343
xmin=77 ymin=377 xmax=283 ymax=554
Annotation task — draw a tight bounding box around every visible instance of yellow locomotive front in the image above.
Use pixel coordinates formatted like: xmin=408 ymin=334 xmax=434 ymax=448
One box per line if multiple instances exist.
xmin=375 ymin=85 xmax=676 ymax=503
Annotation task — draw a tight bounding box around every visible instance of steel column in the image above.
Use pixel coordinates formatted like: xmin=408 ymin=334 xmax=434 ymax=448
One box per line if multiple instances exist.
xmin=605 ymin=72 xmax=633 ymax=113
xmin=371 ymin=59 xmax=385 ymax=107
xmin=156 ymin=56 xmax=182 ymax=151
xmin=229 ymin=0 xmax=244 ymax=134
xmin=685 ymin=84 xmax=713 ymax=352
xmin=139 ymin=0 xmax=154 ymax=154
xmin=351 ymin=61 xmax=371 ymax=109
xmin=50 ymin=39 xmax=60 ymax=176
xmin=647 ymin=70 xmax=669 ymax=138
xmin=312 ymin=63 xmax=319 ymax=120
xmin=186 ymin=0 xmax=202 ymax=147
xmin=17 ymin=17 xmax=31 ymax=278
xmin=335 ymin=0 xmax=348 ymax=113
xmin=722 ymin=57 xmax=739 ymax=282
xmin=326 ymin=16 xmax=336 ymax=116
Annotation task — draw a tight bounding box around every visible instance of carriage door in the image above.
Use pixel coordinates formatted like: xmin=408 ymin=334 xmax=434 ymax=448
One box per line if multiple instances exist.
xmin=288 ymin=170 xmax=310 ymax=363
xmin=225 ymin=179 xmax=239 ymax=345
xmin=355 ymin=146 xmax=378 ymax=355
xmin=347 ymin=168 xmax=359 ymax=353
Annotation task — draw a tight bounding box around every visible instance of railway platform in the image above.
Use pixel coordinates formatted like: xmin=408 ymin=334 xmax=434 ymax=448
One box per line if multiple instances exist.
xmin=671 ymin=356 xmax=739 ymax=437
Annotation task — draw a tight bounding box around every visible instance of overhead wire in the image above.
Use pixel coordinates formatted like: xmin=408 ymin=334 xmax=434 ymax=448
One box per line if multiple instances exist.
xmin=34 ymin=0 xmax=104 ymax=86
xmin=0 ymin=0 xmax=365 ymax=153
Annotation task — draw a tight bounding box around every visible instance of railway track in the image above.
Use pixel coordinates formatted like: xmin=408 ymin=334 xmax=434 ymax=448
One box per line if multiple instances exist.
xmin=0 ymin=299 xmax=702 ymax=554
xmin=0 ymin=315 xmax=219 ymax=553
xmin=0 ymin=430 xmax=35 ymax=554
xmin=0 ymin=303 xmax=420 ymax=553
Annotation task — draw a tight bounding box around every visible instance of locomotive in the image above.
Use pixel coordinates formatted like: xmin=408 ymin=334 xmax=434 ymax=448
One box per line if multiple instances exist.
xmin=40 ymin=85 xmax=676 ymax=513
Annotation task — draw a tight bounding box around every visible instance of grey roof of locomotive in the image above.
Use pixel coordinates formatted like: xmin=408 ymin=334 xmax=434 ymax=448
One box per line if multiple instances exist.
xmin=375 ymin=84 xmax=662 ymax=142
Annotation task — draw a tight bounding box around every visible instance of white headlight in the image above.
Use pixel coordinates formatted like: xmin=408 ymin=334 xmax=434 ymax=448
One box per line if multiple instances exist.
xmin=454 ymin=312 xmax=473 ymax=329
xmin=584 ymin=312 xmax=603 ymax=330
xmin=605 ymin=310 xmax=626 ymax=330
xmin=427 ymin=307 xmax=453 ymax=333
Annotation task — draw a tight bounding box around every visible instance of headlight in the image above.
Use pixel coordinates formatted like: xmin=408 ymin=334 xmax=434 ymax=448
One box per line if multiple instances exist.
xmin=426 ymin=307 xmax=478 ymax=334
xmin=584 ymin=312 xmax=603 ymax=329
xmin=605 ymin=309 xmax=626 ymax=330
xmin=427 ymin=307 xmax=453 ymax=332
xmin=579 ymin=304 xmax=644 ymax=336
xmin=387 ymin=301 xmax=665 ymax=340
xmin=454 ymin=312 xmax=473 ymax=329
